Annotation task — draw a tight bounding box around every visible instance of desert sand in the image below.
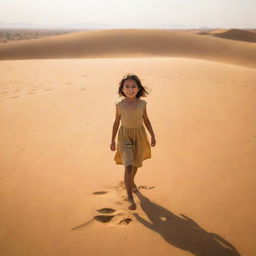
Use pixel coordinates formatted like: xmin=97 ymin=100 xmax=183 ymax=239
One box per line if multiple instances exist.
xmin=0 ymin=29 xmax=256 ymax=256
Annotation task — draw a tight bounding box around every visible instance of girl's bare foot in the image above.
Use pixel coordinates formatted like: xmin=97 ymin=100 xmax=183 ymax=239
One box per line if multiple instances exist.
xmin=128 ymin=198 xmax=137 ymax=210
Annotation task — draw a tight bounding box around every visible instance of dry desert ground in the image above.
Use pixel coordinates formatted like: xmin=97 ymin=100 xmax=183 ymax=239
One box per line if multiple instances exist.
xmin=0 ymin=28 xmax=256 ymax=256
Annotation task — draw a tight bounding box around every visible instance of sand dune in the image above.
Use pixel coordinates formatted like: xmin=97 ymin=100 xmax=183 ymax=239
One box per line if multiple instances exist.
xmin=0 ymin=57 xmax=256 ymax=256
xmin=0 ymin=29 xmax=256 ymax=67
xmin=215 ymin=29 xmax=256 ymax=42
xmin=203 ymin=29 xmax=227 ymax=34
xmin=0 ymin=28 xmax=255 ymax=256
xmin=200 ymin=28 xmax=256 ymax=43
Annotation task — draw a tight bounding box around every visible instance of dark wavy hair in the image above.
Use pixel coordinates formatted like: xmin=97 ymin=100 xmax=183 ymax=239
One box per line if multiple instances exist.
xmin=118 ymin=74 xmax=149 ymax=98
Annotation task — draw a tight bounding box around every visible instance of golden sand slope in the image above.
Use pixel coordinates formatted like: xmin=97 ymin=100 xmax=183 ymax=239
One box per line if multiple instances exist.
xmin=0 ymin=29 xmax=256 ymax=67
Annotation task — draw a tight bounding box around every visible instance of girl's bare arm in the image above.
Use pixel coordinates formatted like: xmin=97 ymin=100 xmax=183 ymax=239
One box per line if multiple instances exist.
xmin=111 ymin=104 xmax=121 ymax=143
xmin=143 ymin=106 xmax=155 ymax=138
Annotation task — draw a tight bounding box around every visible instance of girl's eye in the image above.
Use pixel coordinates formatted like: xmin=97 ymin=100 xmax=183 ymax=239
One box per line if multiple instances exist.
xmin=125 ymin=86 xmax=137 ymax=89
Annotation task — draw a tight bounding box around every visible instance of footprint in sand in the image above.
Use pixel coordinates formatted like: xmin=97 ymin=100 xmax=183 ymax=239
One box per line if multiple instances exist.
xmin=93 ymin=213 xmax=133 ymax=225
xmin=119 ymin=217 xmax=133 ymax=225
xmin=116 ymin=181 xmax=155 ymax=191
xmin=92 ymin=191 xmax=108 ymax=195
xmin=94 ymin=215 xmax=115 ymax=223
xmin=96 ymin=208 xmax=116 ymax=214
xmin=72 ymin=207 xmax=132 ymax=229
xmin=71 ymin=214 xmax=116 ymax=229
xmin=92 ymin=190 xmax=125 ymax=204
xmin=73 ymin=182 xmax=155 ymax=229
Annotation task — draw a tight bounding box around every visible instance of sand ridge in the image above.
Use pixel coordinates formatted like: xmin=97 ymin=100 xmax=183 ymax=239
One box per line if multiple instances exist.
xmin=199 ymin=28 xmax=256 ymax=43
xmin=0 ymin=29 xmax=256 ymax=68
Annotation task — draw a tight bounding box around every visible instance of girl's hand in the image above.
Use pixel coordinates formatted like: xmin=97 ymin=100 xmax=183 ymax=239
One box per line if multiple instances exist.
xmin=151 ymin=136 xmax=156 ymax=147
xmin=110 ymin=141 xmax=116 ymax=151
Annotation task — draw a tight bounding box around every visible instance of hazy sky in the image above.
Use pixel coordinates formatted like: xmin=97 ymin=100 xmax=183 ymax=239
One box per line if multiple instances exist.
xmin=0 ymin=0 xmax=255 ymax=29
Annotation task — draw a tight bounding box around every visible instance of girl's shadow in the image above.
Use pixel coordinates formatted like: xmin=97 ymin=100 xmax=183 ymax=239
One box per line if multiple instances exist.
xmin=133 ymin=190 xmax=240 ymax=256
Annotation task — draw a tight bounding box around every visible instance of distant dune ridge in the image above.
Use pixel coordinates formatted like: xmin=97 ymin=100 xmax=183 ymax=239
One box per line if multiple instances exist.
xmin=0 ymin=29 xmax=256 ymax=67
xmin=199 ymin=28 xmax=256 ymax=43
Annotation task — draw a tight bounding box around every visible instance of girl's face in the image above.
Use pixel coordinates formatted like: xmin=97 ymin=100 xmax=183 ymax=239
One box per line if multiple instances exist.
xmin=122 ymin=79 xmax=139 ymax=99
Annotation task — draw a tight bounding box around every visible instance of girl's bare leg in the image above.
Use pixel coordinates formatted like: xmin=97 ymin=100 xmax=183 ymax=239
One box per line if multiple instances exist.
xmin=124 ymin=165 xmax=136 ymax=210
xmin=131 ymin=166 xmax=138 ymax=191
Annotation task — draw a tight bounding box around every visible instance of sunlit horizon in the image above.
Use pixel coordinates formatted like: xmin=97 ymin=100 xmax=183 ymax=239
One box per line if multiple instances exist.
xmin=0 ymin=0 xmax=255 ymax=29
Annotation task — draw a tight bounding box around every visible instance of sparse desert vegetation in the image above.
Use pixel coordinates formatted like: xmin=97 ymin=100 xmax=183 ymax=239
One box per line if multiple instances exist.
xmin=0 ymin=28 xmax=86 ymax=44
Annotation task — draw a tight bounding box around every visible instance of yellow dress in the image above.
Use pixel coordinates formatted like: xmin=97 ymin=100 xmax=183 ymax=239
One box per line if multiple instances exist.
xmin=114 ymin=98 xmax=151 ymax=168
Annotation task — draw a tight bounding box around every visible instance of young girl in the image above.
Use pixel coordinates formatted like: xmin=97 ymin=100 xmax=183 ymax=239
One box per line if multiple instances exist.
xmin=110 ymin=74 xmax=156 ymax=210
